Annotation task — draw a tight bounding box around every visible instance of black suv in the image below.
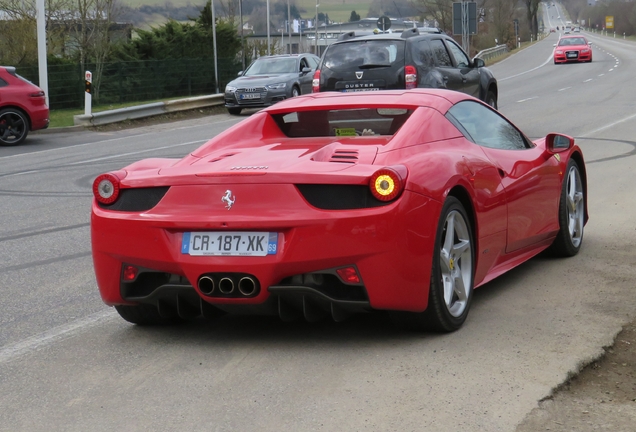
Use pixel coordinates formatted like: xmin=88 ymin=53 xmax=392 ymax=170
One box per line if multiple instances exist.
xmin=312 ymin=28 xmax=498 ymax=108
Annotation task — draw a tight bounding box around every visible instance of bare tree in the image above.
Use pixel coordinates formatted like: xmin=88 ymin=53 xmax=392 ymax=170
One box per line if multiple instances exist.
xmin=489 ymin=0 xmax=516 ymax=46
xmin=413 ymin=0 xmax=453 ymax=33
xmin=525 ymin=0 xmax=540 ymax=40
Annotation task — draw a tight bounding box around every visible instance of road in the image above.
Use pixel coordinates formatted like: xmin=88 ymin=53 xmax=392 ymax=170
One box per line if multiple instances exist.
xmin=1 ymin=31 xmax=635 ymax=432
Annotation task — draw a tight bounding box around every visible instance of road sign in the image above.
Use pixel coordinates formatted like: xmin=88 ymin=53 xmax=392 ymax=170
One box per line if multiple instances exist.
xmin=377 ymin=15 xmax=391 ymax=32
xmin=605 ymin=16 xmax=614 ymax=29
xmin=453 ymin=2 xmax=477 ymax=35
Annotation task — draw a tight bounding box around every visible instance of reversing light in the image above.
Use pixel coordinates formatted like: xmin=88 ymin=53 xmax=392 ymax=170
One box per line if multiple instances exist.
xmin=336 ymin=267 xmax=361 ymax=284
xmin=93 ymin=173 xmax=121 ymax=204
xmin=312 ymin=70 xmax=321 ymax=93
xmin=122 ymin=265 xmax=138 ymax=281
xmin=369 ymin=167 xmax=405 ymax=202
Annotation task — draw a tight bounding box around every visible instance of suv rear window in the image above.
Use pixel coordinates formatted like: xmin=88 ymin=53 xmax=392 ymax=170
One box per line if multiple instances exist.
xmin=272 ymin=108 xmax=413 ymax=137
xmin=322 ymin=40 xmax=405 ymax=70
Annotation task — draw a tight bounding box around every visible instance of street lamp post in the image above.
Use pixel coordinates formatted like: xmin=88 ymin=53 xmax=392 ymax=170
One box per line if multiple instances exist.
xmin=315 ymin=1 xmax=319 ymax=56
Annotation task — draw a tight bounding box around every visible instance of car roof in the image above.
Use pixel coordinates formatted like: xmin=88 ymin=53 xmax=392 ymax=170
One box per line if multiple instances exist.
xmin=254 ymin=54 xmax=317 ymax=60
xmin=333 ymin=28 xmax=446 ymax=44
xmin=263 ymin=89 xmax=472 ymax=114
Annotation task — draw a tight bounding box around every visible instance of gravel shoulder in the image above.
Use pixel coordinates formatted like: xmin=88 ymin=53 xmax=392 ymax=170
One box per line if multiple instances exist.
xmin=516 ymin=320 xmax=636 ymax=431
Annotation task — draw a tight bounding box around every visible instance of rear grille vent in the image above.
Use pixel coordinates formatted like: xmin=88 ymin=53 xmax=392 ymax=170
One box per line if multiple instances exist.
xmin=98 ymin=187 xmax=169 ymax=212
xmin=329 ymin=150 xmax=359 ymax=164
xmin=296 ymin=184 xmax=390 ymax=210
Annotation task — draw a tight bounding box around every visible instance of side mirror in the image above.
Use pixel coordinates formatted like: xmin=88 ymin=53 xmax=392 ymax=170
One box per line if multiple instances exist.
xmin=472 ymin=57 xmax=485 ymax=68
xmin=237 ymin=71 xmax=244 ymax=77
xmin=553 ymin=43 xmax=557 ymax=47
xmin=588 ymin=42 xmax=592 ymax=46
xmin=301 ymin=67 xmax=312 ymax=74
xmin=546 ymin=133 xmax=574 ymax=153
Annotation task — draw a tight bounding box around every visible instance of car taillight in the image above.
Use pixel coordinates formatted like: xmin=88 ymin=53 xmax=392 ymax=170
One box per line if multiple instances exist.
xmin=405 ymin=65 xmax=417 ymax=89
xmin=369 ymin=166 xmax=407 ymax=202
xmin=93 ymin=173 xmax=122 ymax=204
xmin=312 ymin=70 xmax=321 ymax=93
xmin=29 ymin=91 xmax=45 ymax=98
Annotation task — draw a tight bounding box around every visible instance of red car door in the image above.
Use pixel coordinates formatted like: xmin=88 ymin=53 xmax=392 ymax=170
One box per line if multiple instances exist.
xmin=480 ymin=146 xmax=561 ymax=252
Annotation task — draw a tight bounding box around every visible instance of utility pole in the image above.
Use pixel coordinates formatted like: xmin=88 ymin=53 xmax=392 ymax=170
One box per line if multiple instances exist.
xmin=36 ymin=0 xmax=49 ymax=106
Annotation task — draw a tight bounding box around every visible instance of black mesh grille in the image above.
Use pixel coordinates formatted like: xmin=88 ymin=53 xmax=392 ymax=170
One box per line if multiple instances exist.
xmin=296 ymin=184 xmax=390 ymax=210
xmin=98 ymin=187 xmax=170 ymax=211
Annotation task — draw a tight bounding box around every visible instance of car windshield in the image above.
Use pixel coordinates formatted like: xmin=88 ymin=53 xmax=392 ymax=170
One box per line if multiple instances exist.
xmin=272 ymin=108 xmax=413 ymax=137
xmin=323 ymin=40 xmax=405 ymax=70
xmin=558 ymin=37 xmax=586 ymax=46
xmin=243 ymin=58 xmax=297 ymax=75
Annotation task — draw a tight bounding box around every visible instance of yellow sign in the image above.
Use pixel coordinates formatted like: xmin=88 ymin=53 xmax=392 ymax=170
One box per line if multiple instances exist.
xmin=606 ymin=16 xmax=614 ymax=29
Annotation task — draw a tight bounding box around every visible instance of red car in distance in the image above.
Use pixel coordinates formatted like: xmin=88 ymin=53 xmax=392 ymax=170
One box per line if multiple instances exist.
xmin=91 ymin=89 xmax=588 ymax=332
xmin=553 ymin=35 xmax=593 ymax=64
xmin=0 ymin=66 xmax=49 ymax=146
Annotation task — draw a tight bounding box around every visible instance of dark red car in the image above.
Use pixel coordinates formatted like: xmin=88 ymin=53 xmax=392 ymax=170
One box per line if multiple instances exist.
xmin=91 ymin=89 xmax=588 ymax=332
xmin=0 ymin=66 xmax=49 ymax=146
xmin=553 ymin=36 xmax=593 ymax=64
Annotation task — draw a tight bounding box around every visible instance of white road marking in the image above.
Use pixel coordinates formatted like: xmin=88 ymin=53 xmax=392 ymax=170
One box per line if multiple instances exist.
xmin=0 ymin=118 xmax=238 ymax=161
xmin=584 ymin=79 xmax=593 ymax=82
xmin=517 ymin=97 xmax=539 ymax=103
xmin=67 ymin=139 xmax=207 ymax=165
xmin=558 ymin=87 xmax=571 ymax=92
xmin=0 ymin=309 xmax=117 ymax=364
xmin=598 ymin=74 xmax=604 ymax=77
xmin=609 ymin=69 xmax=614 ymax=72
xmin=499 ymin=54 xmax=554 ymax=81
xmin=581 ymin=112 xmax=636 ymax=137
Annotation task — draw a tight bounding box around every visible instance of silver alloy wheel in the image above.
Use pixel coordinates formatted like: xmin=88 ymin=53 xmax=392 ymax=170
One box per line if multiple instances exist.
xmin=439 ymin=210 xmax=473 ymax=317
xmin=566 ymin=165 xmax=584 ymax=247
xmin=292 ymin=87 xmax=300 ymax=97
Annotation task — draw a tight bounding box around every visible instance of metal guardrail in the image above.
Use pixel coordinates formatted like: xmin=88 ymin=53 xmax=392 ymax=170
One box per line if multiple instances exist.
xmin=475 ymin=45 xmax=509 ymax=62
xmin=73 ymin=94 xmax=225 ymax=126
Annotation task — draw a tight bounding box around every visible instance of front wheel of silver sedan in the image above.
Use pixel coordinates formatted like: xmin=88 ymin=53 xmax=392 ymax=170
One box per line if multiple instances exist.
xmin=291 ymin=86 xmax=300 ymax=97
xmin=547 ymin=159 xmax=585 ymax=257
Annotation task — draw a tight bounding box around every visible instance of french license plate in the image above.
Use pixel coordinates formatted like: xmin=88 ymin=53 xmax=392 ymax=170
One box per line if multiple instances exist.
xmin=567 ymin=52 xmax=577 ymax=58
xmin=181 ymin=232 xmax=278 ymax=256
xmin=239 ymin=93 xmax=260 ymax=100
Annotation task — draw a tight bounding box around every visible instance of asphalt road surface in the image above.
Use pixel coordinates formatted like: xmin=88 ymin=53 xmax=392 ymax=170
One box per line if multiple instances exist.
xmin=1 ymin=31 xmax=635 ymax=431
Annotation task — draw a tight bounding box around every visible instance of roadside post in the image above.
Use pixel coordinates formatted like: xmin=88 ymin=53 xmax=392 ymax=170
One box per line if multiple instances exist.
xmin=84 ymin=70 xmax=92 ymax=116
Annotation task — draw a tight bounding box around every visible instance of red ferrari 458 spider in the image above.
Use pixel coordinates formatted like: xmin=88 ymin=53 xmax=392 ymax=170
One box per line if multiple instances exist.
xmin=91 ymin=89 xmax=588 ymax=332
xmin=553 ymin=35 xmax=593 ymax=64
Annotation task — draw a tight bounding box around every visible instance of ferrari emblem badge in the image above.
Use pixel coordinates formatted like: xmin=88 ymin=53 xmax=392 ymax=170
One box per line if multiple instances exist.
xmin=449 ymin=257 xmax=455 ymax=270
xmin=356 ymin=71 xmax=364 ymax=79
xmin=554 ymin=153 xmax=561 ymax=162
xmin=221 ymin=190 xmax=235 ymax=210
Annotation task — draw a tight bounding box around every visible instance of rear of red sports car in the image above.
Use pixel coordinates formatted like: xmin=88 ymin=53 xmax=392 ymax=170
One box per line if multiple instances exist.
xmin=91 ymin=95 xmax=457 ymax=323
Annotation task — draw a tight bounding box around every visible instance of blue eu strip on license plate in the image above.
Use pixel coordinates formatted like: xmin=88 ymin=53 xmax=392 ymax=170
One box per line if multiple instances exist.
xmin=181 ymin=232 xmax=278 ymax=256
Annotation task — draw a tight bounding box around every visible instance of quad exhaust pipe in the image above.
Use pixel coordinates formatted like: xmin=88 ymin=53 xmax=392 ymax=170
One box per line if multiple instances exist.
xmin=197 ymin=274 xmax=258 ymax=297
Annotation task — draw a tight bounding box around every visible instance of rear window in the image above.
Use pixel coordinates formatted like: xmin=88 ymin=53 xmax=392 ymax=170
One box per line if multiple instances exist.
xmin=272 ymin=108 xmax=413 ymax=137
xmin=323 ymin=40 xmax=405 ymax=70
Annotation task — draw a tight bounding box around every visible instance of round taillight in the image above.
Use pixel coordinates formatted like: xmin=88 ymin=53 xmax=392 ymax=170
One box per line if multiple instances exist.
xmin=369 ymin=167 xmax=405 ymax=202
xmin=93 ymin=173 xmax=121 ymax=204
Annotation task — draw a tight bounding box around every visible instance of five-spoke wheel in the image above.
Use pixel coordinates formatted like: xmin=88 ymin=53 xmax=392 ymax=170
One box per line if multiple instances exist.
xmin=0 ymin=108 xmax=29 ymax=146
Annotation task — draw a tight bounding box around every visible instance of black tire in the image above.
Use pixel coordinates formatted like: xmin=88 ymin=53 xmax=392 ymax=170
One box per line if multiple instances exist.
xmin=0 ymin=108 xmax=29 ymax=146
xmin=115 ymin=304 xmax=184 ymax=326
xmin=291 ymin=86 xmax=300 ymax=97
xmin=392 ymin=197 xmax=475 ymax=332
xmin=485 ymin=90 xmax=498 ymax=110
xmin=547 ymin=159 xmax=585 ymax=257
xmin=227 ymin=107 xmax=242 ymax=115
